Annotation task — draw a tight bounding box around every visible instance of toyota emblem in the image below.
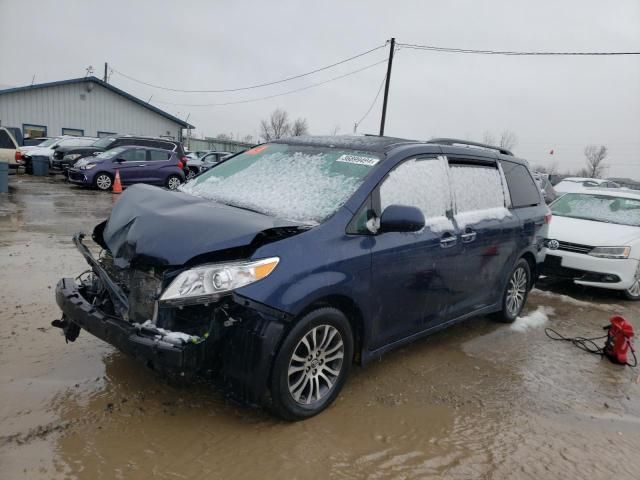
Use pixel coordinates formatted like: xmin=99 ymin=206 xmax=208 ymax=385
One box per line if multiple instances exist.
xmin=547 ymin=239 xmax=560 ymax=250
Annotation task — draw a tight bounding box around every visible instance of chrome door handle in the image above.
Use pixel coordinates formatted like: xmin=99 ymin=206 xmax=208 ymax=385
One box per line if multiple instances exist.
xmin=461 ymin=231 xmax=477 ymax=243
xmin=440 ymin=235 xmax=457 ymax=248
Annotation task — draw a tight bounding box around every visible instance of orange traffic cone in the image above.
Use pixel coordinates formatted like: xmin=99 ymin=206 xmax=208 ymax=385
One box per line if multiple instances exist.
xmin=112 ymin=169 xmax=123 ymax=194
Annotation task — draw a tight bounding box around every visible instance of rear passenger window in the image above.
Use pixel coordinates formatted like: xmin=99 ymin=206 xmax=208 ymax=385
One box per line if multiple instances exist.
xmin=379 ymin=157 xmax=453 ymax=231
xmin=500 ymin=161 xmax=541 ymax=208
xmin=449 ymin=163 xmax=505 ymax=212
xmin=148 ymin=150 xmax=171 ymax=161
xmin=121 ymin=149 xmax=146 ymax=162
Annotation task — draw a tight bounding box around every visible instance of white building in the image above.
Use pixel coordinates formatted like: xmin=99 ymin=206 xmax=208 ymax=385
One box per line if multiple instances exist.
xmin=0 ymin=76 xmax=192 ymax=141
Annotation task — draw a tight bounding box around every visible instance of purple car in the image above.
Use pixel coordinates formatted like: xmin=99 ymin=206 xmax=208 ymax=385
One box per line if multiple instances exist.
xmin=67 ymin=146 xmax=186 ymax=191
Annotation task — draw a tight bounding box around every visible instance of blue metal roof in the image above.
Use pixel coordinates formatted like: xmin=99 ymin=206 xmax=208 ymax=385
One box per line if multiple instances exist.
xmin=0 ymin=76 xmax=194 ymax=128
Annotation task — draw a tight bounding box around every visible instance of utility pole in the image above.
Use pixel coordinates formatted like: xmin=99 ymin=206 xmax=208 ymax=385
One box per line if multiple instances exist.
xmin=104 ymin=62 xmax=108 ymax=83
xmin=379 ymin=37 xmax=395 ymax=136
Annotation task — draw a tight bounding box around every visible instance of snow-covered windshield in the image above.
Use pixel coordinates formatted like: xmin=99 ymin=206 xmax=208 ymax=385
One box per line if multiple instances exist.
xmin=551 ymin=193 xmax=640 ymax=226
xmin=180 ymin=143 xmax=380 ymax=223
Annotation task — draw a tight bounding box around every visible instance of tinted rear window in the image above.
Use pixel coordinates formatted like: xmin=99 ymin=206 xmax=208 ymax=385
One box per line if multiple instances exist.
xmin=500 ymin=161 xmax=541 ymax=208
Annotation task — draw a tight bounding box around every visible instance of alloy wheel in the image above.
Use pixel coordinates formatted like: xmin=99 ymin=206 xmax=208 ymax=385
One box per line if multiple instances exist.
xmin=287 ymin=324 xmax=344 ymax=405
xmin=626 ymin=279 xmax=640 ymax=298
xmin=506 ymin=266 xmax=528 ymax=316
xmin=96 ymin=174 xmax=112 ymax=190
xmin=167 ymin=176 xmax=182 ymax=190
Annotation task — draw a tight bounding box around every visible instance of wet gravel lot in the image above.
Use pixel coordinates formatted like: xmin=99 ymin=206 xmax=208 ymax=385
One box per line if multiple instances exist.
xmin=1 ymin=175 xmax=639 ymax=479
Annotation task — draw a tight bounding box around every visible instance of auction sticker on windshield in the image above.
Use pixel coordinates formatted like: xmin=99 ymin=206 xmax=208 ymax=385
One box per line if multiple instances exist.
xmin=246 ymin=145 xmax=269 ymax=155
xmin=336 ymin=154 xmax=380 ymax=166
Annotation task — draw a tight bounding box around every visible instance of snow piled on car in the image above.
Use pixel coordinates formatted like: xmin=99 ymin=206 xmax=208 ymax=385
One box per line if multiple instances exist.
xmin=449 ymin=164 xmax=511 ymax=228
xmin=380 ymin=158 xmax=454 ymax=232
xmin=181 ymin=152 xmax=365 ymax=223
xmin=511 ymin=306 xmax=555 ymax=332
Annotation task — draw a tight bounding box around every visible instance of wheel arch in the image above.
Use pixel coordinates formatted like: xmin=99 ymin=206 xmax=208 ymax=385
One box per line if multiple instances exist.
xmin=520 ymin=250 xmax=537 ymax=288
xmin=295 ymin=295 xmax=365 ymax=365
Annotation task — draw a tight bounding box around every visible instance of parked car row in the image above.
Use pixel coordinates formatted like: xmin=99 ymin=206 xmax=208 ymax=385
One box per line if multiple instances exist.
xmin=185 ymin=150 xmax=232 ymax=178
xmin=68 ymin=145 xmax=186 ymax=190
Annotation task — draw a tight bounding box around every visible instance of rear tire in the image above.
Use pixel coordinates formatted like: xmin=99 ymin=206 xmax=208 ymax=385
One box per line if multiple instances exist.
xmin=166 ymin=174 xmax=182 ymax=190
xmin=269 ymin=307 xmax=353 ymax=421
xmin=492 ymin=258 xmax=531 ymax=323
xmin=94 ymin=173 xmax=113 ymax=191
xmin=186 ymin=167 xmax=198 ymax=180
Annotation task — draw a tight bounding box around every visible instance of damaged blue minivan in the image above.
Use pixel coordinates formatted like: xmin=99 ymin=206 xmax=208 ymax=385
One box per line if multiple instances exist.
xmin=54 ymin=136 xmax=548 ymax=420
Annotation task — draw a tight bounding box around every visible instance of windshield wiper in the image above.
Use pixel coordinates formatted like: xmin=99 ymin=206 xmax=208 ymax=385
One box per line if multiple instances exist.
xmin=220 ymin=201 xmax=268 ymax=216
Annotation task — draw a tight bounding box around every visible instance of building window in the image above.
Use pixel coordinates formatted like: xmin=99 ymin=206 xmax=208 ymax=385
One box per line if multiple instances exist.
xmin=97 ymin=131 xmax=116 ymax=138
xmin=62 ymin=128 xmax=84 ymax=136
xmin=23 ymin=124 xmax=47 ymax=139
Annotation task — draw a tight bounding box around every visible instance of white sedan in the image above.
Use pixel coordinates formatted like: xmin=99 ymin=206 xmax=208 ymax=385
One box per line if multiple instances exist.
xmin=554 ymin=177 xmax=620 ymax=194
xmin=541 ymin=189 xmax=640 ymax=299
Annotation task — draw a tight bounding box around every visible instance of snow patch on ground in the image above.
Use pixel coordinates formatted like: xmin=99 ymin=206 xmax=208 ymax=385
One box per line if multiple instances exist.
xmin=511 ymin=306 xmax=555 ymax=332
xmin=532 ymin=289 xmax=595 ymax=308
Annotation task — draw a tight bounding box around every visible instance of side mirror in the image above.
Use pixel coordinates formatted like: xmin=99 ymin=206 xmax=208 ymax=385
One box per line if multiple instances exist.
xmin=379 ymin=205 xmax=425 ymax=233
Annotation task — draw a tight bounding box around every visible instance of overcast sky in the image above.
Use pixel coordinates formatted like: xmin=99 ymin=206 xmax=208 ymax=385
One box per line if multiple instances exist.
xmin=1 ymin=0 xmax=639 ymax=177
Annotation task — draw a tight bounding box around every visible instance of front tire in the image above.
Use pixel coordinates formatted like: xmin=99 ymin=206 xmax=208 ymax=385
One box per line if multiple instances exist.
xmin=492 ymin=258 xmax=531 ymax=323
xmin=623 ymin=279 xmax=640 ymax=301
xmin=269 ymin=307 xmax=353 ymax=421
xmin=94 ymin=173 xmax=113 ymax=191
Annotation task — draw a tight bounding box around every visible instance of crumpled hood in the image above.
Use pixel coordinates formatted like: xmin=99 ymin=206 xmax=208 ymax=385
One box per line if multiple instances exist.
xmin=98 ymin=184 xmax=305 ymax=267
xmin=547 ymin=215 xmax=640 ymax=246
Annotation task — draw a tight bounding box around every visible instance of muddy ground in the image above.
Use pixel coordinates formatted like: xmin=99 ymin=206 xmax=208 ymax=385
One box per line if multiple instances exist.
xmin=1 ymin=175 xmax=639 ymax=480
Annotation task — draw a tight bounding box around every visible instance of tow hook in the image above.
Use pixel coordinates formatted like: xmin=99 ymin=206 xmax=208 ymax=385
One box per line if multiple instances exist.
xmin=51 ymin=315 xmax=81 ymax=343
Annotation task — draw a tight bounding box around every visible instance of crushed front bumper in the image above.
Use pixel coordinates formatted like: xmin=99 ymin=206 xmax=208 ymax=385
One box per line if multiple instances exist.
xmin=55 ymin=277 xmax=204 ymax=373
xmin=54 ymin=233 xmax=290 ymax=404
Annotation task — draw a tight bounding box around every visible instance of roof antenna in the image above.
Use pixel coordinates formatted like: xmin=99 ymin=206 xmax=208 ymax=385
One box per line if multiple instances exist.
xmin=30 ymin=74 xmax=35 ymax=86
xmin=85 ymin=65 xmax=94 ymax=78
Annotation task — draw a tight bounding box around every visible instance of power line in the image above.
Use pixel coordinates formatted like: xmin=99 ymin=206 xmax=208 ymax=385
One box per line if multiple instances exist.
xmin=397 ymin=42 xmax=640 ymax=56
xmin=111 ymin=43 xmax=387 ymax=93
xmin=152 ymin=59 xmax=387 ymax=107
xmin=354 ymin=63 xmax=389 ymax=131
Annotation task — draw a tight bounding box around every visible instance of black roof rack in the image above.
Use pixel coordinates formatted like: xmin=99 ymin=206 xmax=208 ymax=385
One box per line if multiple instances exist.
xmin=427 ymin=138 xmax=514 ymax=156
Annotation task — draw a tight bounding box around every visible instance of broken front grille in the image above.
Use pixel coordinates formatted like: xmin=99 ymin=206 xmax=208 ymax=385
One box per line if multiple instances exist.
xmin=100 ymin=253 xmax=163 ymax=323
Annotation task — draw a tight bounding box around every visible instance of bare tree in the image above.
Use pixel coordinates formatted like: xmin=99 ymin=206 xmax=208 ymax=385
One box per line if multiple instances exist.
xmin=583 ymin=145 xmax=608 ymax=178
xmin=330 ymin=124 xmax=341 ymax=136
xmin=215 ymin=133 xmax=234 ymax=141
xmin=499 ymin=130 xmax=517 ymax=150
xmin=482 ymin=131 xmax=496 ymax=145
xmin=240 ymin=134 xmax=254 ymax=144
xmin=290 ymin=118 xmax=309 ymax=136
xmin=259 ymin=109 xmax=291 ymax=141
xmin=482 ymin=130 xmax=517 ymax=151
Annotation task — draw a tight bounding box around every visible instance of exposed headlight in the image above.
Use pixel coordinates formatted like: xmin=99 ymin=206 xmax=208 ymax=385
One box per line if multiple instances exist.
xmin=64 ymin=154 xmax=81 ymax=161
xmin=589 ymin=246 xmax=630 ymax=259
xmin=82 ymin=163 xmax=97 ymax=170
xmin=159 ymin=257 xmax=279 ymax=306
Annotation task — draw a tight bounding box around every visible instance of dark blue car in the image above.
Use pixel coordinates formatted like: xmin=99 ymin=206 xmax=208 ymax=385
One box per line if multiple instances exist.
xmin=54 ymin=136 xmax=548 ymax=420
xmin=67 ymin=146 xmax=185 ymax=190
